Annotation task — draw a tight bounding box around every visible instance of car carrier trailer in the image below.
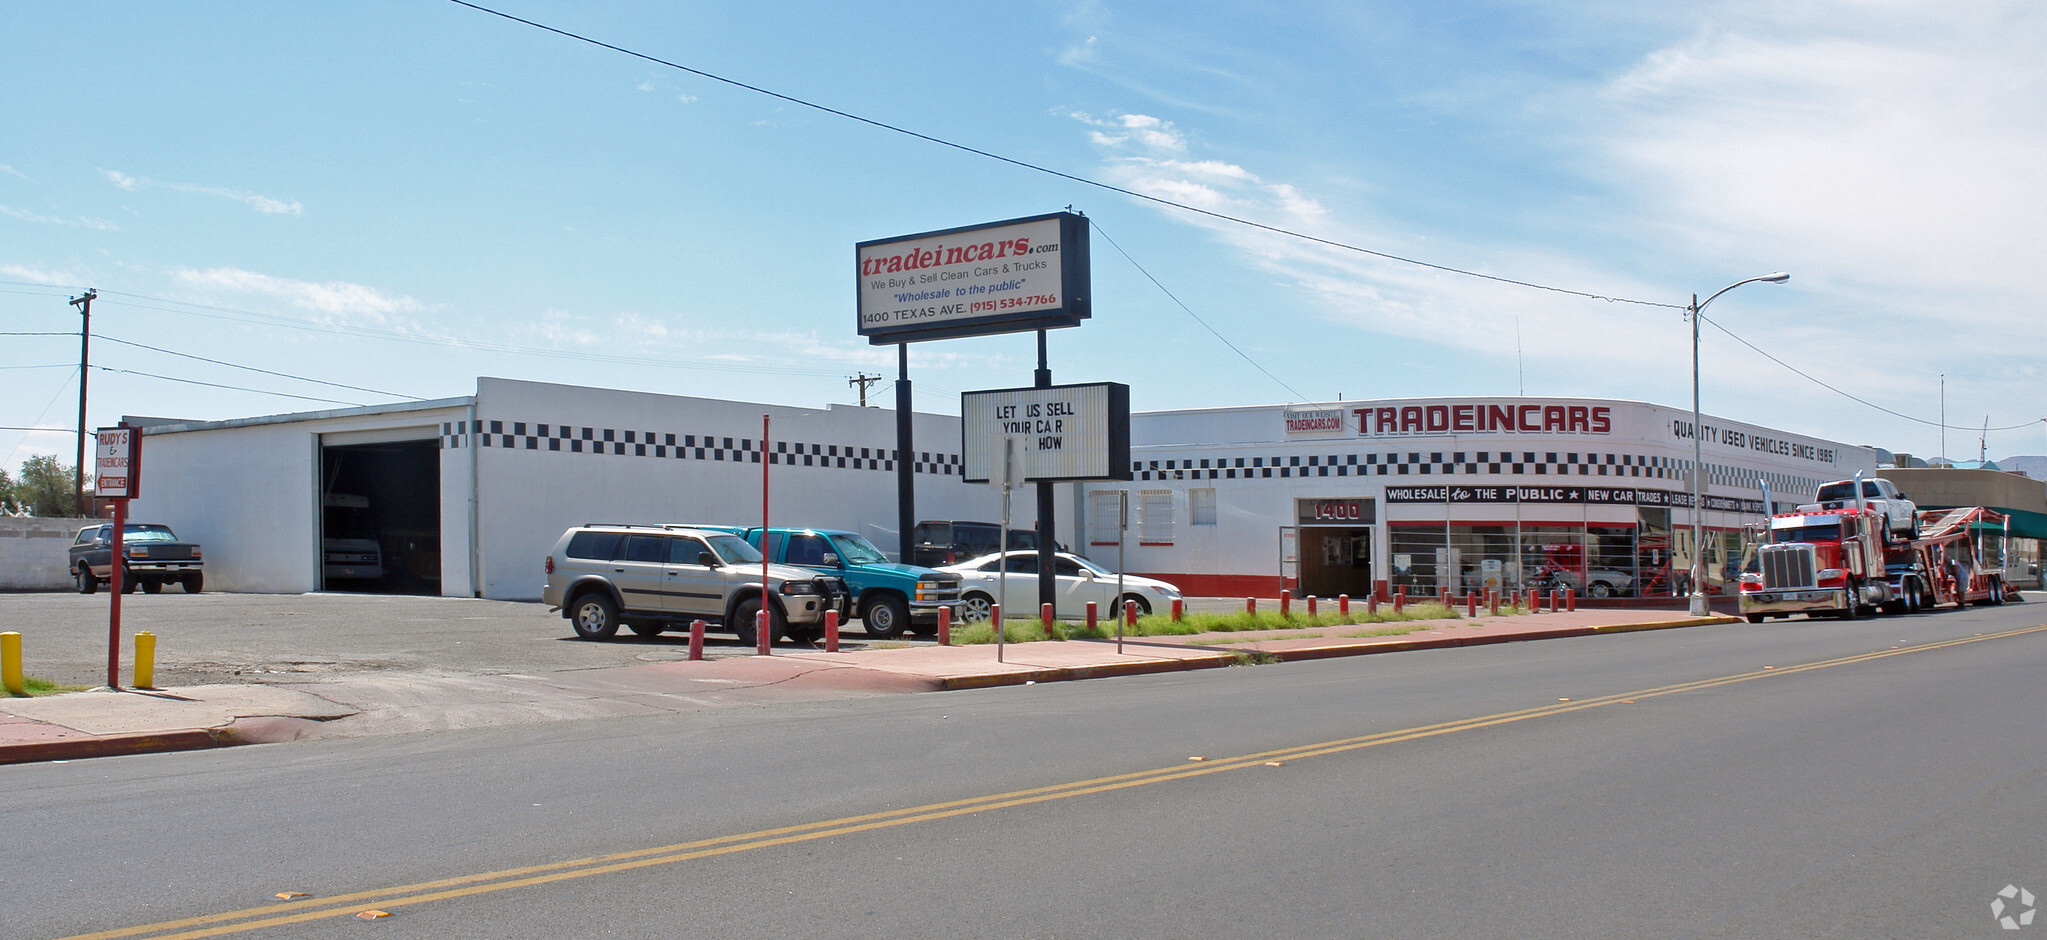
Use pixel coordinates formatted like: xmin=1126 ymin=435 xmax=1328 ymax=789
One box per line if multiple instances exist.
xmin=1739 ymin=503 xmax=2009 ymax=623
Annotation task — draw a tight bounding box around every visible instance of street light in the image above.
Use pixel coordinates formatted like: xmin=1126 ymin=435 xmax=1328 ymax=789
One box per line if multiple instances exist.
xmin=1688 ymin=272 xmax=1790 ymax=617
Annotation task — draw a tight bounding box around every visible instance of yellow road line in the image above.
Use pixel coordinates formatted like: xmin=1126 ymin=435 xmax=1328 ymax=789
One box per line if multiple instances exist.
xmin=59 ymin=622 xmax=2047 ymax=940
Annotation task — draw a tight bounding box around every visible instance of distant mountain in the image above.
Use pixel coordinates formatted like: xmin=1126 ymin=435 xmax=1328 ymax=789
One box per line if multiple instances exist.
xmin=1996 ymin=455 xmax=2047 ymax=478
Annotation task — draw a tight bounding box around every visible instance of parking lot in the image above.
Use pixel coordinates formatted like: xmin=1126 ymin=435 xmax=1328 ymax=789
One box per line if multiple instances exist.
xmin=0 ymin=591 xmax=937 ymax=690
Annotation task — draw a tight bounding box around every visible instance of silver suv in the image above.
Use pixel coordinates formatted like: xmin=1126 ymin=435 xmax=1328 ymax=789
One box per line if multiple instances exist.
xmin=542 ymin=524 xmax=848 ymax=645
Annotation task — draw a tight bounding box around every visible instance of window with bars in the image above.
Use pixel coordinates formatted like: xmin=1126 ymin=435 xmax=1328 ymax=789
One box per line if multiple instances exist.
xmin=1088 ymin=490 xmax=1127 ymax=545
xmin=1139 ymin=489 xmax=1175 ymax=544
xmin=1190 ymin=487 xmax=1217 ymax=526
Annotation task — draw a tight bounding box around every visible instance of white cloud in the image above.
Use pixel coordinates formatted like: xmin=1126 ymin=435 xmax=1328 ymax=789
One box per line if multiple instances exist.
xmin=1597 ymin=24 xmax=2047 ymax=304
xmin=174 ymin=266 xmax=424 ymax=319
xmin=0 ymin=204 xmax=117 ymax=230
xmin=0 ymin=165 xmax=28 ymax=181
xmin=1062 ymin=3 xmax=2047 ymax=444
xmin=0 ymin=263 xmax=82 ymax=285
xmin=101 ymin=169 xmax=303 ymax=215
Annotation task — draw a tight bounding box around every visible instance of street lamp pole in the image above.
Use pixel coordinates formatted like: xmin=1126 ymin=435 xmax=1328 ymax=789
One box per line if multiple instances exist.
xmin=1688 ymin=272 xmax=1790 ymax=617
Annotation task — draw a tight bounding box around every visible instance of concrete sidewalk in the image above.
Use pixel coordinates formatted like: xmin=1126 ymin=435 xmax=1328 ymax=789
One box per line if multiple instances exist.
xmin=0 ymin=606 xmax=1734 ymax=764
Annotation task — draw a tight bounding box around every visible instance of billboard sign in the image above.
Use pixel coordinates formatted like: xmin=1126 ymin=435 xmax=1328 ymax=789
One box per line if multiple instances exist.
xmin=961 ymin=382 xmax=1130 ymax=483
xmin=95 ymin=425 xmax=141 ymax=500
xmin=857 ymin=211 xmax=1090 ymax=344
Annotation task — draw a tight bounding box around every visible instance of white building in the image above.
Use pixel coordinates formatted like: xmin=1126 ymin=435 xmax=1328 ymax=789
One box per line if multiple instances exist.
xmin=122 ymin=377 xmax=1013 ymax=599
xmin=1071 ymin=397 xmax=1875 ymax=602
xmin=120 ymin=382 xmax=1872 ymax=605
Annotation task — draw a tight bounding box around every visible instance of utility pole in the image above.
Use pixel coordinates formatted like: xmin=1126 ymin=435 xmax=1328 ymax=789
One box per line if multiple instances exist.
xmin=848 ymin=372 xmax=882 ymax=407
xmin=70 ymin=288 xmax=96 ymax=518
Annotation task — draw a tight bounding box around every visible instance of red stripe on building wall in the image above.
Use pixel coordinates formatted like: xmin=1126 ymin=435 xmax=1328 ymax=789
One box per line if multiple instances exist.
xmin=1132 ymin=572 xmax=1295 ymax=597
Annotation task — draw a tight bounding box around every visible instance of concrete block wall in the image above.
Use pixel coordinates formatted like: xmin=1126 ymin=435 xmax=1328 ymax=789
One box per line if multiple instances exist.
xmin=0 ymin=516 xmax=97 ymax=591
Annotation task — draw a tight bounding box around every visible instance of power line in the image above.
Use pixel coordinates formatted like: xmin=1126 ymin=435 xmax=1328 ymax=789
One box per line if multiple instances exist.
xmin=1699 ymin=314 xmax=2042 ymax=432
xmin=8 ymin=330 xmax=419 ymax=399
xmin=94 ymin=335 xmax=426 ymax=401
xmin=1 ymin=365 xmax=80 ymax=471
xmin=87 ymin=365 xmax=364 ymax=406
xmin=70 ymin=287 xmax=861 ymax=379
xmin=445 ymin=0 xmax=1681 ymax=312
xmin=1088 ymin=219 xmax=1308 ymax=401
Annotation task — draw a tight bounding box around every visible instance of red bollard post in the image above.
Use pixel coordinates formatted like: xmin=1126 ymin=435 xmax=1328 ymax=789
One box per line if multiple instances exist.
xmin=1339 ymin=594 xmax=1350 ymax=617
xmin=1125 ymin=600 xmax=1138 ymax=629
xmin=756 ymin=608 xmax=771 ymax=655
xmin=1566 ymin=588 xmax=1577 ymax=612
xmin=1041 ymin=603 xmax=1054 ymax=634
xmin=1550 ymin=589 xmax=1561 ymax=612
xmin=1394 ymin=588 xmax=1406 ymax=613
xmin=1086 ymin=600 xmax=1098 ymax=634
xmin=1367 ymin=593 xmax=1379 ymax=615
xmin=1246 ymin=597 xmax=1257 ymax=615
xmin=937 ymin=605 xmax=951 ymax=646
xmin=1171 ymin=597 xmax=1183 ymax=622
xmin=1280 ymin=590 xmax=1291 ymax=618
xmin=1467 ymin=591 xmax=1477 ymax=617
xmin=1440 ymin=587 xmax=1451 ymax=608
xmin=991 ymin=603 xmax=1002 ymax=641
xmin=824 ymin=609 xmax=839 ymax=653
xmin=1374 ymin=580 xmax=1389 ymax=605
xmin=1306 ymin=595 xmax=1318 ymax=617
xmin=689 ymin=620 xmax=706 ymax=661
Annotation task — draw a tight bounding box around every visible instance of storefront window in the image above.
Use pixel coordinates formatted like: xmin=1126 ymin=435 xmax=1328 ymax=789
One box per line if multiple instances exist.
xmin=1387 ymin=525 xmax=1446 ymax=593
xmin=2008 ymin=538 xmax=2041 ymax=588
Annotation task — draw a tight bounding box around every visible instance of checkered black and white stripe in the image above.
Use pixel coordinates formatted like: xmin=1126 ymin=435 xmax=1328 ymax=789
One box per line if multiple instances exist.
xmin=1128 ymin=450 xmax=1822 ymax=498
xmin=440 ymin=420 xmax=964 ymax=476
xmin=1133 ymin=450 xmax=1675 ymax=480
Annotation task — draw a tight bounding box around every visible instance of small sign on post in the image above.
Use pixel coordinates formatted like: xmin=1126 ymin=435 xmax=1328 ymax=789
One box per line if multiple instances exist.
xmin=95 ymin=425 xmax=141 ymax=690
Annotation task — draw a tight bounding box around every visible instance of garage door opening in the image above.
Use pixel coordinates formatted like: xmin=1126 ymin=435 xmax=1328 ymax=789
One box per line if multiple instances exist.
xmin=320 ymin=437 xmax=441 ymax=595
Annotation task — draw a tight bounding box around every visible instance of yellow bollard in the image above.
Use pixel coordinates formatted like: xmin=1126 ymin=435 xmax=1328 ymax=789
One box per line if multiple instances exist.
xmin=2 ymin=632 xmax=23 ymax=696
xmin=134 ymin=631 xmax=156 ymax=690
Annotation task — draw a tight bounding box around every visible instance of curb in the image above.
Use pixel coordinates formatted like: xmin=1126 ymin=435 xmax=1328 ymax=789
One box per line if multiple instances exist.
xmin=0 ymin=728 xmax=227 ymax=766
xmin=1269 ymin=615 xmax=1738 ymax=663
xmin=936 ymin=652 xmax=1237 ymax=691
xmin=938 ymin=615 xmax=1742 ymax=687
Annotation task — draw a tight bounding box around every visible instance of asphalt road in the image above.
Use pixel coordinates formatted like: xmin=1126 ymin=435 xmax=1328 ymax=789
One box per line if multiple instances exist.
xmin=0 ymin=591 xmax=933 ymax=688
xmin=7 ymin=597 xmax=2045 ymax=938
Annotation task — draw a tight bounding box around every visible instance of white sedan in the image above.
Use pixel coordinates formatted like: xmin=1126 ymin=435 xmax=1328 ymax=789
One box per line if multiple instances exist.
xmin=939 ymin=551 xmax=1182 ymax=622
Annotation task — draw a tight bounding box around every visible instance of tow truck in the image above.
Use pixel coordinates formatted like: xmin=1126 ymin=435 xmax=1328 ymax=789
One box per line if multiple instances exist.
xmin=1739 ymin=491 xmax=2009 ymax=623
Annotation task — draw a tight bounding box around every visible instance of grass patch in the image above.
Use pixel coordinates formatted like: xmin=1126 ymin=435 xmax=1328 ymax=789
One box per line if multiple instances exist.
xmin=942 ymin=600 xmax=1527 ymax=646
xmin=947 ymin=618 xmax=1112 ymax=645
xmin=1336 ymin=624 xmax=1436 ymax=639
xmin=7 ymin=677 xmax=88 ymax=697
xmin=1189 ymin=633 xmax=1321 ymax=646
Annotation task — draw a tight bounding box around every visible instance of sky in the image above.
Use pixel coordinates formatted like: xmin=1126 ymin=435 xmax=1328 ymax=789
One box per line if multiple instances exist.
xmin=5 ymin=0 xmax=2046 ymax=481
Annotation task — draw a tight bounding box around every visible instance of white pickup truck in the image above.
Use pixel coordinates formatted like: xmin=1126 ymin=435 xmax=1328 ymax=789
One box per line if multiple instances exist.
xmin=1801 ymin=477 xmax=1918 ymax=539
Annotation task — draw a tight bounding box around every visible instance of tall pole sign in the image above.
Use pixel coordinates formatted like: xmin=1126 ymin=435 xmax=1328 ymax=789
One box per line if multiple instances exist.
xmin=95 ymin=424 xmax=140 ymax=689
xmin=855 ymin=211 xmax=1091 ymax=564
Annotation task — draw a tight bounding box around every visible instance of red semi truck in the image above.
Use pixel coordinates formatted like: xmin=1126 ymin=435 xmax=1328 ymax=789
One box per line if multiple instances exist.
xmin=1739 ymin=501 xmax=2009 ymax=623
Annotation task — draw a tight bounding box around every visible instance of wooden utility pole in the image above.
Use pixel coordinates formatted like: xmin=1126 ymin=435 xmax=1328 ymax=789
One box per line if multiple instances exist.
xmin=848 ymin=372 xmax=882 ymax=407
xmin=70 ymin=288 xmax=96 ymax=517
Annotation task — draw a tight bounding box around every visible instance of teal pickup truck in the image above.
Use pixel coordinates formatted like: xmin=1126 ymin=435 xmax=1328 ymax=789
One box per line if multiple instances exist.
xmin=743 ymin=528 xmax=963 ymax=638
